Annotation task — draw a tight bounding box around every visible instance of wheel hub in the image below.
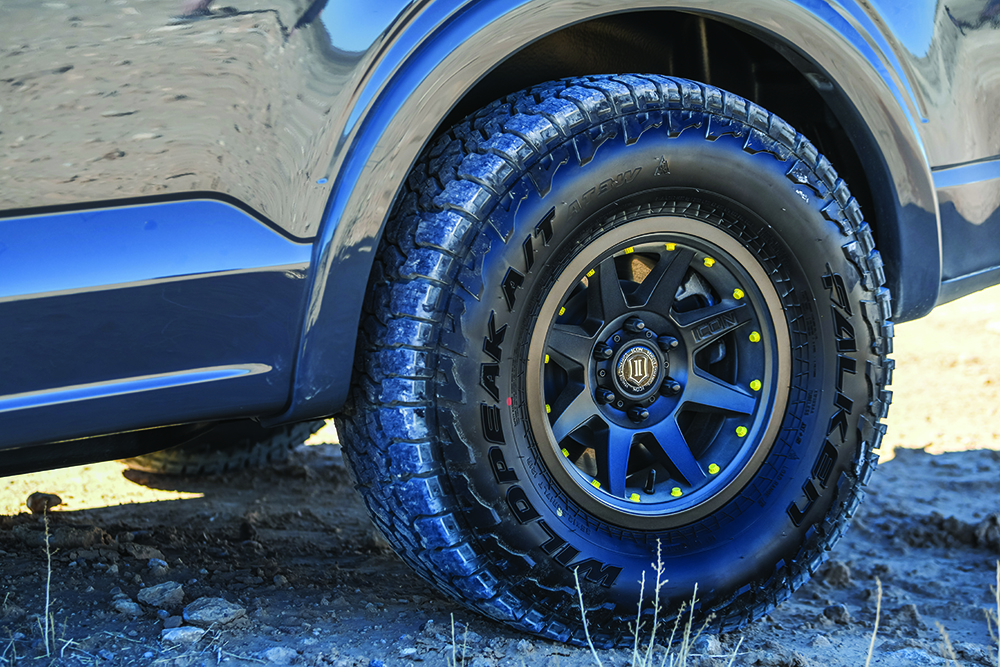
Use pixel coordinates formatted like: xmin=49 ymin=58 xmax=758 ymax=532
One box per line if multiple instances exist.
xmin=526 ymin=215 xmax=791 ymax=528
xmin=615 ymin=343 xmax=660 ymax=397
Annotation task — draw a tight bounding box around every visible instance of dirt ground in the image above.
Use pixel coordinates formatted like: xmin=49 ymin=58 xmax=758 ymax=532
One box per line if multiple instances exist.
xmin=3 ymin=287 xmax=1000 ymax=667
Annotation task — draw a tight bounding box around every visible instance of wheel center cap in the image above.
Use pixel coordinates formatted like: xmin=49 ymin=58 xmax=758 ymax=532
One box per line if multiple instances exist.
xmin=615 ymin=344 xmax=660 ymax=396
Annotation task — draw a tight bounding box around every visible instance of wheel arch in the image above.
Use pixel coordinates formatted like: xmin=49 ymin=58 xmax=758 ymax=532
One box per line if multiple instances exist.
xmin=270 ymin=0 xmax=938 ymax=425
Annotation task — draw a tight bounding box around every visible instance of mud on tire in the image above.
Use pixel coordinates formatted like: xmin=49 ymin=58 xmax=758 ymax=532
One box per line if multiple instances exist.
xmin=336 ymin=74 xmax=893 ymax=645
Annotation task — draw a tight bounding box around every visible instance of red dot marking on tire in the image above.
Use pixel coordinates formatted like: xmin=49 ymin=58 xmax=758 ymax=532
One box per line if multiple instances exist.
xmin=507 ymin=397 xmax=512 ymax=406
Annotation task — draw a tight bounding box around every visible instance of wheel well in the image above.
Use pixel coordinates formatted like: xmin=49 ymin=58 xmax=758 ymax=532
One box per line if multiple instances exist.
xmin=439 ymin=10 xmax=875 ymax=234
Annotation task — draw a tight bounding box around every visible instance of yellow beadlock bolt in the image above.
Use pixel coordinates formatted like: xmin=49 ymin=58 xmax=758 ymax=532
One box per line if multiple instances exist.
xmin=624 ymin=247 xmax=634 ymax=254
xmin=559 ymin=307 xmax=566 ymax=316
xmin=749 ymin=331 xmax=761 ymax=343
xmin=587 ymin=268 xmax=595 ymax=278
xmin=708 ymin=463 xmax=720 ymax=475
xmin=733 ymin=288 xmax=745 ymax=300
xmin=591 ymin=479 xmax=601 ymax=489
xmin=561 ymin=448 xmax=569 ymax=457
xmin=750 ymin=379 xmax=762 ymax=391
xmin=545 ymin=404 xmax=551 ymax=414
xmin=630 ymin=493 xmax=641 ymax=502
xmin=736 ymin=426 xmax=748 ymax=437
xmin=703 ymin=257 xmax=715 ymax=267
xmin=665 ymin=243 xmax=676 ymax=251
xmin=545 ymin=354 xmax=550 ymax=364
xmin=671 ymin=487 xmax=682 ymax=497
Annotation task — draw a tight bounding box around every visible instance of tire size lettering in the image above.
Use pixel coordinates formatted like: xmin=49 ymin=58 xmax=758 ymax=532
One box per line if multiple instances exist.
xmin=568 ymin=168 xmax=641 ymax=215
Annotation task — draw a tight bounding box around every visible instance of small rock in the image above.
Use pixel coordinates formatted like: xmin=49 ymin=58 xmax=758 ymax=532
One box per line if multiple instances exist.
xmin=183 ymin=597 xmax=246 ymax=627
xmin=952 ymin=641 xmax=993 ymax=664
xmin=148 ymin=558 xmax=169 ymax=577
xmin=823 ymin=603 xmax=851 ymax=624
xmin=26 ymin=492 xmax=62 ymax=514
xmin=13 ymin=524 xmax=106 ymax=549
xmin=515 ymin=639 xmax=534 ymax=653
xmin=261 ymin=646 xmax=298 ymax=664
xmin=809 ymin=635 xmax=832 ymax=649
xmin=97 ymin=648 xmax=114 ymax=660
xmin=137 ymin=581 xmax=184 ymax=609
xmin=368 ymin=660 xmax=385 ymax=667
xmin=399 ymin=647 xmax=418 ymax=659
xmin=273 ymin=574 xmax=289 ymax=587
xmin=883 ymin=603 xmax=926 ymax=635
xmin=882 ymin=647 xmax=945 ymax=665
xmin=822 ymin=560 xmax=852 ymax=588
xmin=112 ymin=598 xmax=142 ymax=617
xmin=692 ymin=634 xmax=722 ymax=655
xmin=974 ymin=514 xmax=1000 ymax=551
xmin=121 ymin=543 xmax=164 ymax=561
xmin=750 ymin=641 xmax=811 ymax=667
xmin=160 ymin=626 xmax=205 ymax=646
xmin=163 ymin=615 xmax=183 ymax=629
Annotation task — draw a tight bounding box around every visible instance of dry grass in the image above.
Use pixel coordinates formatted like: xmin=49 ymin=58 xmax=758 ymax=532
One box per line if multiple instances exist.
xmin=447 ymin=613 xmax=470 ymax=667
xmin=989 ymin=561 xmax=1000 ymax=667
xmin=864 ymin=577 xmax=882 ymax=667
xmin=40 ymin=509 xmax=55 ymax=657
xmin=573 ymin=541 xmax=743 ymax=667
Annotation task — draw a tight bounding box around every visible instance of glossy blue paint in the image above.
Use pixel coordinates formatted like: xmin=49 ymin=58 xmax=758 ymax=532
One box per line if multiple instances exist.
xmin=0 ymin=200 xmax=311 ymax=301
xmin=0 ymin=199 xmax=312 ymax=448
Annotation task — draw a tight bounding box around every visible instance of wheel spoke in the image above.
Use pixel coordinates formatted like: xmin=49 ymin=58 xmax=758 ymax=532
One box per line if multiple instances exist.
xmin=547 ymin=324 xmax=596 ymax=371
xmin=550 ymin=387 xmax=598 ymax=443
xmin=683 ymin=371 xmax=757 ymax=415
xmin=631 ymin=248 xmax=696 ymax=314
xmin=598 ymin=423 xmax=635 ymax=498
xmin=675 ymin=300 xmax=752 ymax=350
xmin=647 ymin=418 xmax=706 ymax=486
xmin=587 ymin=256 xmax=628 ymax=323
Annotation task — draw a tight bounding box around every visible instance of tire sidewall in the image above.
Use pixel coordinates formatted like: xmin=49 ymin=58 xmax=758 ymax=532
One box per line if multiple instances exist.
xmin=440 ymin=116 xmax=874 ymax=617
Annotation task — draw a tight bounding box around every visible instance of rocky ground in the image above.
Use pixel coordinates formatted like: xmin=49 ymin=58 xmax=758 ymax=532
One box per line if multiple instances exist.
xmin=3 ymin=288 xmax=1000 ymax=667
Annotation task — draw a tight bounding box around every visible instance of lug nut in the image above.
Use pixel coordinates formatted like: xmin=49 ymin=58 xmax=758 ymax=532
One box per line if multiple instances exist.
xmin=661 ymin=379 xmax=682 ymax=396
xmin=628 ymin=406 xmax=650 ymax=423
xmin=593 ymin=343 xmax=614 ymax=360
xmin=624 ymin=317 xmax=646 ymax=333
xmin=657 ymin=336 xmax=679 ymax=351
xmin=596 ymin=389 xmax=616 ymax=405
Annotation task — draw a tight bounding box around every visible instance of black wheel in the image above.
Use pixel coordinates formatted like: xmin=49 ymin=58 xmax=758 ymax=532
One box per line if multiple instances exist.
xmin=337 ymin=75 xmax=893 ymax=645
xmin=122 ymin=419 xmax=327 ymax=475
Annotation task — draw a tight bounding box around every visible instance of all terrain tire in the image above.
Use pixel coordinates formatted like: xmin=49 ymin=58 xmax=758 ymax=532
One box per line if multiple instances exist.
xmin=336 ymin=75 xmax=893 ymax=645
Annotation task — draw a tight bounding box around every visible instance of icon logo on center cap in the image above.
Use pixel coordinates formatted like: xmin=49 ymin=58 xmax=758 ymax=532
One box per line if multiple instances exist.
xmin=616 ymin=345 xmax=659 ymax=395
